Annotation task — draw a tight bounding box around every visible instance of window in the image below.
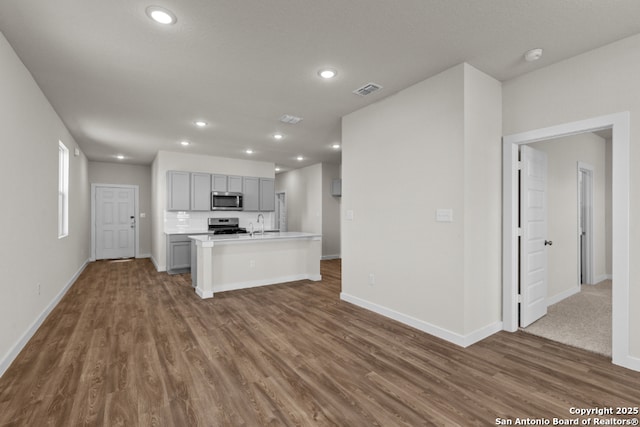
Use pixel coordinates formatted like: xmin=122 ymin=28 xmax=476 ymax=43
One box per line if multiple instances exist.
xmin=58 ymin=141 xmax=69 ymax=238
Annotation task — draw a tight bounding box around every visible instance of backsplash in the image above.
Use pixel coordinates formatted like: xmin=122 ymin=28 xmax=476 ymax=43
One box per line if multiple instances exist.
xmin=164 ymin=210 xmax=275 ymax=233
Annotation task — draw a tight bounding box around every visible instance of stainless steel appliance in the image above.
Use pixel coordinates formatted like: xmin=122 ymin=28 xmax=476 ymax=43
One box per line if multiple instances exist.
xmin=211 ymin=192 xmax=243 ymax=211
xmin=207 ymin=217 xmax=247 ymax=234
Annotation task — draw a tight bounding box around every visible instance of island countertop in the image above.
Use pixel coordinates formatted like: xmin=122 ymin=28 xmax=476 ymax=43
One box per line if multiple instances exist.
xmin=188 ymin=231 xmax=322 ymax=299
xmin=188 ymin=231 xmax=321 ymax=245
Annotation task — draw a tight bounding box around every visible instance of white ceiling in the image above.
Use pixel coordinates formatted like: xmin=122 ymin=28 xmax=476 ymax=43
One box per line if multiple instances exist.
xmin=1 ymin=1 xmax=639 ymax=170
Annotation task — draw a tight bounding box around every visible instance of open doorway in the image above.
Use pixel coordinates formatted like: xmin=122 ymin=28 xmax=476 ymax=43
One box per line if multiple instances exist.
xmin=519 ymin=134 xmax=611 ymax=356
xmin=502 ymin=112 xmax=634 ymax=371
xmin=578 ymin=162 xmax=595 ymax=286
xmin=275 ymin=192 xmax=287 ymax=232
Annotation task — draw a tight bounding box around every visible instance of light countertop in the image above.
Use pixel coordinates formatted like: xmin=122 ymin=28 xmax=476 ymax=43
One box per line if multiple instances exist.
xmin=188 ymin=231 xmax=321 ymax=244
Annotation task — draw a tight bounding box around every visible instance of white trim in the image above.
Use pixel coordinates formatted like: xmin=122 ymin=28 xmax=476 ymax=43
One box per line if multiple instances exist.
xmin=546 ymin=285 xmax=580 ymax=307
xmin=577 ymin=162 xmax=595 ymax=285
xmin=340 ymin=292 xmax=502 ymax=348
xmin=593 ymin=274 xmax=612 ymax=283
xmin=196 ymin=273 xmax=322 ymax=299
xmin=502 ymin=112 xmax=632 ymax=371
xmin=150 ymin=254 xmax=162 ymax=271
xmin=195 ymin=287 xmax=214 ymax=299
xmin=213 ymin=274 xmax=322 ymax=294
xmin=91 ymin=183 xmax=140 ymax=260
xmin=137 ymin=253 xmax=151 ymax=259
xmin=321 ymin=254 xmax=341 ymax=260
xmin=0 ymin=259 xmax=89 ymax=378
xmin=622 ymin=355 xmax=640 ymax=372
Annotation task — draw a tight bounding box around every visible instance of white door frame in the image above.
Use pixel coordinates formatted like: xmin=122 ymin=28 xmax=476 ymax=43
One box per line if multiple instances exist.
xmin=577 ymin=162 xmax=595 ymax=285
xmin=91 ymin=183 xmax=140 ymax=261
xmin=502 ymin=112 xmax=633 ymax=370
xmin=275 ymin=191 xmax=287 ymax=232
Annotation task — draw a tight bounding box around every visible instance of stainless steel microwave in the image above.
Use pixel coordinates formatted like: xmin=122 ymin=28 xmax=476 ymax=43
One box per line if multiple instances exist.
xmin=211 ymin=192 xmax=243 ymax=211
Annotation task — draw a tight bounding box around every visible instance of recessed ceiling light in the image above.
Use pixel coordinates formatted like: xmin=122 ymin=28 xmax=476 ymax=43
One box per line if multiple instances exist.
xmin=146 ymin=6 xmax=177 ymax=25
xmin=180 ymin=140 xmax=190 ymax=146
xmin=194 ymin=120 xmax=207 ymax=127
xmin=318 ymin=68 xmax=337 ymax=79
xmin=296 ymin=155 xmax=304 ymax=161
xmin=332 ymin=143 xmax=341 ymax=149
xmin=116 ymin=155 xmax=125 ymax=160
xmin=245 ymin=149 xmax=254 ymax=154
xmin=273 ymin=133 xmax=284 ymax=140
xmin=275 ymin=167 xmax=281 ymax=172
xmin=524 ymin=48 xmax=543 ymax=62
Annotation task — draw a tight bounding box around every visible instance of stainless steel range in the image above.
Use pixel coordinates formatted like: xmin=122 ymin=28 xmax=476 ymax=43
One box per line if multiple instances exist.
xmin=207 ymin=217 xmax=247 ymax=234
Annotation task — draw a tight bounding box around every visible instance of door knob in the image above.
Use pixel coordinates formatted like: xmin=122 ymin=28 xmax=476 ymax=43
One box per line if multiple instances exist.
xmin=544 ymin=240 xmax=553 ymax=246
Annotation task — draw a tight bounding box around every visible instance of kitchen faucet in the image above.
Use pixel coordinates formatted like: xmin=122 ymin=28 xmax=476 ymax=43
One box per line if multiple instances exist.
xmin=256 ymin=214 xmax=264 ymax=235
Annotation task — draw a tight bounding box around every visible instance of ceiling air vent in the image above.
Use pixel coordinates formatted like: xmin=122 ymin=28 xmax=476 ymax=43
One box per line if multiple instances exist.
xmin=353 ymin=82 xmax=382 ymax=96
xmin=279 ymin=114 xmax=303 ymax=124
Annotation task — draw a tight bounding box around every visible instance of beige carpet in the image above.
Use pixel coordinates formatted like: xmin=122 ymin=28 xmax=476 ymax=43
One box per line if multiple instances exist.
xmin=522 ymin=280 xmax=612 ymax=357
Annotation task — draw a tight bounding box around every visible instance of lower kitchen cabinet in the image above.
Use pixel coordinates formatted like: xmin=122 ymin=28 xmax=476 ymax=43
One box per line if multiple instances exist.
xmin=167 ymin=234 xmax=191 ymax=274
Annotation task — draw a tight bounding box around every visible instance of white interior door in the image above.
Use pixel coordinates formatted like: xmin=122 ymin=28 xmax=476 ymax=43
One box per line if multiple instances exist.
xmin=96 ymin=186 xmax=135 ymax=260
xmin=520 ymin=145 xmax=549 ymax=327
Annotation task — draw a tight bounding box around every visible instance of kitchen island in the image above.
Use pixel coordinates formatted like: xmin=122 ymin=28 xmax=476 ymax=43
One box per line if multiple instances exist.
xmin=189 ymin=232 xmax=322 ymax=299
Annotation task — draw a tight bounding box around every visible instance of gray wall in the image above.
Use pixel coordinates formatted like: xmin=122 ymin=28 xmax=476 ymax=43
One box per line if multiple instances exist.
xmin=88 ymin=161 xmax=152 ymax=257
xmin=0 ymin=32 xmax=90 ymax=375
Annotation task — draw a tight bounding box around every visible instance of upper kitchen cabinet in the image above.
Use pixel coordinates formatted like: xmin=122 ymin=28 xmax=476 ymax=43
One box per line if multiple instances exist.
xmin=212 ymin=174 xmax=227 ymax=192
xmin=190 ymin=172 xmax=211 ymax=211
xmin=228 ymin=175 xmax=243 ymax=193
xmin=242 ymin=177 xmax=275 ymax=211
xmin=167 ymin=171 xmax=190 ymax=211
xmin=259 ymin=178 xmax=275 ymax=211
xmin=212 ymin=174 xmax=243 ymax=193
xmin=242 ymin=177 xmax=260 ymax=211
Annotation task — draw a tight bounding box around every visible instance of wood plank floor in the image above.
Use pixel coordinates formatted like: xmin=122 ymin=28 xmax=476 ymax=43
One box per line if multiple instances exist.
xmin=1 ymin=259 xmax=639 ymax=426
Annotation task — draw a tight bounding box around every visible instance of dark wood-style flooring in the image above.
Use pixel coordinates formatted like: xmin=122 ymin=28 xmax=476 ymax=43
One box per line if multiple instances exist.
xmin=1 ymin=259 xmax=638 ymax=426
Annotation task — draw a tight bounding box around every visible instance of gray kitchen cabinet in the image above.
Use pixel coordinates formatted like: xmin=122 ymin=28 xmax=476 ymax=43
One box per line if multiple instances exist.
xmin=259 ymin=178 xmax=275 ymax=211
xmin=190 ymin=172 xmax=211 ymax=211
xmin=242 ymin=177 xmax=260 ymax=211
xmin=228 ymin=175 xmax=243 ymax=193
xmin=167 ymin=171 xmax=190 ymax=211
xmin=212 ymin=174 xmax=243 ymax=193
xmin=212 ymin=174 xmax=228 ymax=192
xmin=167 ymin=234 xmax=191 ymax=274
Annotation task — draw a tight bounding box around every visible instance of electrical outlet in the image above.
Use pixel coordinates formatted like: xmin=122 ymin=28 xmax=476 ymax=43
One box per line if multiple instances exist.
xmin=368 ymin=273 xmax=375 ymax=286
xmin=249 ymin=259 xmax=255 ymax=268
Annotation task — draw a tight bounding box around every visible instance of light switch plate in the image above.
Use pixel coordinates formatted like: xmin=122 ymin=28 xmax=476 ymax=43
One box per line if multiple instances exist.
xmin=346 ymin=210 xmax=354 ymax=221
xmin=436 ymin=208 xmax=453 ymax=222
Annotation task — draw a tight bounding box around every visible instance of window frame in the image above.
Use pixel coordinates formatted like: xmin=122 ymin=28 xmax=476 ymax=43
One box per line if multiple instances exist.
xmin=58 ymin=141 xmax=69 ymax=238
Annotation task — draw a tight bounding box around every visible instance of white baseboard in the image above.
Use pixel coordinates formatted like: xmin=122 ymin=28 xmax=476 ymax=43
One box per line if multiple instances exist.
xmin=149 ymin=255 xmax=163 ymax=272
xmin=339 ymin=292 xmax=502 ymax=348
xmin=195 ymin=287 xmax=214 ymax=299
xmin=0 ymin=259 xmax=90 ymax=378
xmin=593 ymin=274 xmax=612 ymax=284
xmin=613 ymin=353 xmax=640 ymax=372
xmin=213 ymin=274 xmax=321 ymax=295
xmin=137 ymin=253 xmax=151 ymax=259
xmin=321 ymin=254 xmax=341 ymax=260
xmin=547 ymin=285 xmax=580 ymax=306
